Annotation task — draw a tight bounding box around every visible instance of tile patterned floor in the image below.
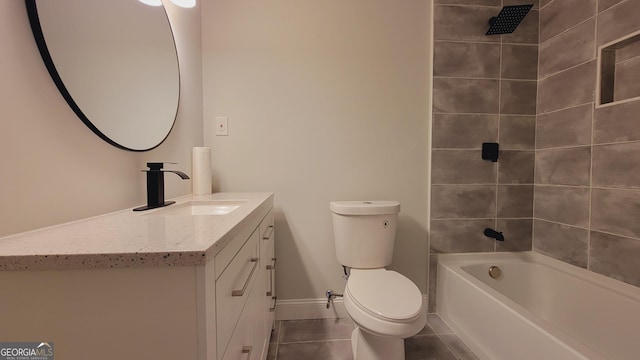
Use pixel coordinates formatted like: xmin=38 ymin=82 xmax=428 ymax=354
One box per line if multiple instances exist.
xmin=267 ymin=314 xmax=479 ymax=360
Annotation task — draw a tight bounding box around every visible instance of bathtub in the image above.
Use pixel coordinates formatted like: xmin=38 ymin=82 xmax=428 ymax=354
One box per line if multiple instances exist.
xmin=436 ymin=251 xmax=640 ymax=360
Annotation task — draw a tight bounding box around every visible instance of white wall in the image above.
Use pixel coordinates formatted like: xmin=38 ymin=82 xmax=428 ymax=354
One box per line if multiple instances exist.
xmin=202 ymin=0 xmax=432 ymax=299
xmin=0 ymin=1 xmax=202 ymax=237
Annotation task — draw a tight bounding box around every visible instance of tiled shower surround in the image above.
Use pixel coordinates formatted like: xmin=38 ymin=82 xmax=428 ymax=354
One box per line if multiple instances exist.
xmin=535 ymin=0 xmax=640 ymax=286
xmin=429 ymin=0 xmax=539 ymax=310
xmin=429 ymin=0 xmax=640 ymax=310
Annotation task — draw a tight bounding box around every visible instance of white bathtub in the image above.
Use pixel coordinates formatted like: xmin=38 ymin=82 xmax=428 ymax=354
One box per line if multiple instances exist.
xmin=436 ymin=251 xmax=640 ymax=360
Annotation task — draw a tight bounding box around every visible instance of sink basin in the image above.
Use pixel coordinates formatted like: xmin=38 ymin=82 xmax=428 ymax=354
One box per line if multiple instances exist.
xmin=151 ymin=200 xmax=246 ymax=216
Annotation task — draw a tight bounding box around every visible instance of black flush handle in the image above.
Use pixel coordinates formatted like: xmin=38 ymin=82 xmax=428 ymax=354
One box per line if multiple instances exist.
xmin=482 ymin=142 xmax=499 ymax=162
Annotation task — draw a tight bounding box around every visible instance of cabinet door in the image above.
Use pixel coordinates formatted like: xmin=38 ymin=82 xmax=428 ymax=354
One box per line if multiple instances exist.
xmin=251 ymin=260 xmax=268 ymax=360
xmin=221 ymin=263 xmax=266 ymax=360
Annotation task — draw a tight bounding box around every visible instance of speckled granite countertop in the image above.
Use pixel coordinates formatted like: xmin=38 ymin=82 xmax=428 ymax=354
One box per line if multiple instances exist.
xmin=0 ymin=192 xmax=273 ymax=271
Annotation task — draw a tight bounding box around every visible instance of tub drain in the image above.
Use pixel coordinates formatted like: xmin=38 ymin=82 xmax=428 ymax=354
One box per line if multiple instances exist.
xmin=488 ymin=265 xmax=502 ymax=279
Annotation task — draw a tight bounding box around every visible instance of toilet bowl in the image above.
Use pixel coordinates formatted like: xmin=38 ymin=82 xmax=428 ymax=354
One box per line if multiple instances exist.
xmin=330 ymin=201 xmax=426 ymax=360
xmin=344 ymin=268 xmax=426 ymax=360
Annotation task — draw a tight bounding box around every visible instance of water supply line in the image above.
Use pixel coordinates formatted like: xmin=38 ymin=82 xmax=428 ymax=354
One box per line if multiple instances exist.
xmin=326 ymin=290 xmax=343 ymax=309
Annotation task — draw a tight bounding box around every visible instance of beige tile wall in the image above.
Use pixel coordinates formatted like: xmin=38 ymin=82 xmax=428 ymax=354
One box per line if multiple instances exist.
xmin=535 ymin=0 xmax=640 ymax=287
xmin=429 ymin=0 xmax=539 ymax=310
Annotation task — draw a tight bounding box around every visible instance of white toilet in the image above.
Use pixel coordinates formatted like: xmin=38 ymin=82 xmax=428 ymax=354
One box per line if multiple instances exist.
xmin=330 ymin=201 xmax=426 ymax=360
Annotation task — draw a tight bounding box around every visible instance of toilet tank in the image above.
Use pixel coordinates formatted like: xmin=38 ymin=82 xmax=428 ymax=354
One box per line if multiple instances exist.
xmin=330 ymin=201 xmax=400 ymax=268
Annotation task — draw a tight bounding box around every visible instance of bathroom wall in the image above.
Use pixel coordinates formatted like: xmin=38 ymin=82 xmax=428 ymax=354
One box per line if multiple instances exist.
xmin=429 ymin=0 xmax=539 ymax=310
xmin=0 ymin=1 xmax=202 ymax=237
xmin=202 ymin=0 xmax=432 ymax=301
xmin=534 ymin=0 xmax=640 ymax=287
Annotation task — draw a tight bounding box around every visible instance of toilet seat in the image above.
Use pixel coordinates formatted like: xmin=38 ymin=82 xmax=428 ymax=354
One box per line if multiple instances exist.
xmin=344 ymin=269 xmax=426 ymax=339
xmin=347 ymin=268 xmax=423 ymax=322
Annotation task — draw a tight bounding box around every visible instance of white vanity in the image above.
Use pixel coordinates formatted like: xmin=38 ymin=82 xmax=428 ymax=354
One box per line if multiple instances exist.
xmin=0 ymin=192 xmax=275 ymax=360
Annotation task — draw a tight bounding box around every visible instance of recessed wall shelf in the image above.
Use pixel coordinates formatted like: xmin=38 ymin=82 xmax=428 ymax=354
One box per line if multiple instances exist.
xmin=597 ymin=29 xmax=640 ymax=108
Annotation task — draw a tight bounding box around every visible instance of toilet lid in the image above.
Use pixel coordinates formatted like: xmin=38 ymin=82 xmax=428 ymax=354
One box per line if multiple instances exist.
xmin=347 ymin=269 xmax=422 ymax=321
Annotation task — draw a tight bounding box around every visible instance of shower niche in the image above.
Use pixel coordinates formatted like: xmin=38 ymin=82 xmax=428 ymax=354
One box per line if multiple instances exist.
xmin=598 ymin=30 xmax=640 ymax=107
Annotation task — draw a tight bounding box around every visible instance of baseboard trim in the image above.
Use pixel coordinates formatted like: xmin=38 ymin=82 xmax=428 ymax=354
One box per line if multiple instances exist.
xmin=275 ymin=294 xmax=429 ymax=321
xmin=275 ymin=298 xmax=348 ymax=320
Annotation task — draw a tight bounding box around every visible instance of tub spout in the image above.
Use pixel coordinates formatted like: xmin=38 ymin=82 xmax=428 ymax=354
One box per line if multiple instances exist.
xmin=484 ymin=228 xmax=504 ymax=241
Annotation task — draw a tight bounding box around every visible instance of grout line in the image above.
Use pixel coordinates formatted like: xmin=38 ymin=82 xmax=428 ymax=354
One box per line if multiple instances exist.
xmin=536 ymin=143 xmax=593 ymax=150
xmin=588 ymin=0 xmax=599 ymax=271
xmin=539 ymin=16 xmax=595 ymax=48
xmin=535 ymin=183 xmax=590 ymax=188
xmin=276 ymin=321 xmax=282 ymax=343
xmin=273 ymin=341 xmax=278 ymax=360
xmin=434 ymin=75 xmax=537 ymax=82
xmin=432 ymin=184 xmax=533 ymax=187
xmin=277 ymin=339 xmax=351 ymax=345
xmin=539 ymin=0 xmax=551 ymax=11
xmin=432 ymin=183 xmax=507 ymax=186
xmin=533 ymin=0 xmax=541 ymax=253
xmin=592 ymin=140 xmax=640 ymax=147
xmin=433 ymin=148 xmax=534 ymax=151
xmin=599 ymin=0 xmax=628 ymax=15
xmin=495 ymin=28 xmax=504 ymax=254
xmin=537 ymin=101 xmax=593 ymax=117
xmin=432 ymin=217 xmax=532 ymax=221
xmin=275 ymin=321 xmax=281 ymax=360
xmin=434 ymin=4 xmax=502 ymax=10
xmin=536 ymin=184 xmax=640 ymax=191
xmin=537 ymin=58 xmax=595 ymax=82
xmin=434 ymin=39 xmax=538 ymax=47
xmin=589 ymin=229 xmax=640 ymax=242
xmin=434 ymin=332 xmax=461 ymax=359
xmin=534 ymin=218 xmax=589 ymax=231
xmin=537 ymin=218 xmax=640 ymax=243
xmin=433 ymin=111 xmax=536 ymax=116
xmin=591 ymin=185 xmax=640 ymax=191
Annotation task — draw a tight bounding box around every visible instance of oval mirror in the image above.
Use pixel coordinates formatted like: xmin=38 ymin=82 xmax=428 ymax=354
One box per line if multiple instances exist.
xmin=26 ymin=0 xmax=180 ymax=151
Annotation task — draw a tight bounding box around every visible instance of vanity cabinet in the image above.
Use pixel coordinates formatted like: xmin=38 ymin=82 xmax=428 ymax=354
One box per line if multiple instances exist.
xmin=0 ymin=193 xmax=274 ymax=360
xmin=217 ymin=209 xmax=275 ymax=360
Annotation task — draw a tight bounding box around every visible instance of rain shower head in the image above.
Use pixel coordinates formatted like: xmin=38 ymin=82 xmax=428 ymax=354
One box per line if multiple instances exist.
xmin=485 ymin=4 xmax=533 ymax=35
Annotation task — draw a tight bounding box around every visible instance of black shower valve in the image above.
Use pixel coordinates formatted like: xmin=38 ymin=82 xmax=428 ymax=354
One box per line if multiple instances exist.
xmin=482 ymin=142 xmax=499 ymax=162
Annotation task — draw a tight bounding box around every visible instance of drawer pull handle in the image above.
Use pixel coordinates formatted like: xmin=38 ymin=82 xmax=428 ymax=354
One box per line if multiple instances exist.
xmin=232 ymin=258 xmax=259 ymax=297
xmin=262 ymin=225 xmax=274 ymax=240
xmin=270 ymin=296 xmax=277 ymax=312
xmin=242 ymin=346 xmax=252 ymax=359
xmin=267 ymin=257 xmax=276 ymax=296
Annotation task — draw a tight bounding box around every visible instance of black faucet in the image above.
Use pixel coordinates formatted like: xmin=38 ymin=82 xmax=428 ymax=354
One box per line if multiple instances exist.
xmin=484 ymin=228 xmax=505 ymax=241
xmin=133 ymin=162 xmax=190 ymax=211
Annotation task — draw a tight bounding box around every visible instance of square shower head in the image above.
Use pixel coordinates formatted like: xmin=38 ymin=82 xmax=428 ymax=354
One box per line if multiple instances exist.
xmin=485 ymin=4 xmax=533 ymax=35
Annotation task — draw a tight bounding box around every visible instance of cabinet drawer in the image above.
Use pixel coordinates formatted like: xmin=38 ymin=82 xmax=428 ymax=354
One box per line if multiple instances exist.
xmin=216 ymin=229 xmax=259 ymax=360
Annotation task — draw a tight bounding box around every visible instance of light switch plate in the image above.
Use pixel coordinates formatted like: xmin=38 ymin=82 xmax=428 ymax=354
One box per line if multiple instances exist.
xmin=215 ymin=116 xmax=228 ymax=136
